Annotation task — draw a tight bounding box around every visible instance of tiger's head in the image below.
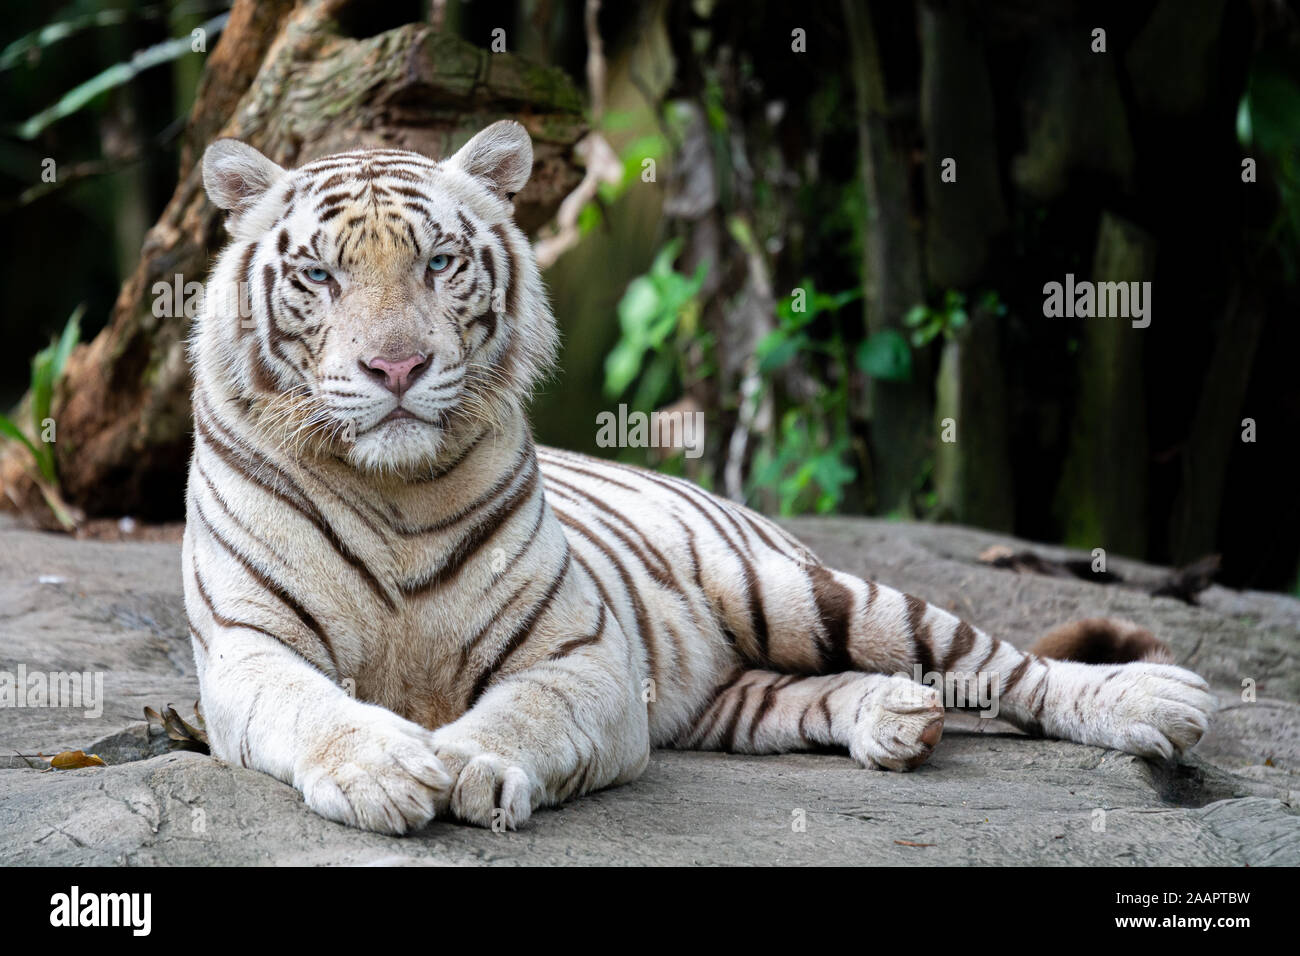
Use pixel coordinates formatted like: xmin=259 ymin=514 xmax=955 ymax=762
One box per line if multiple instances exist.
xmin=195 ymin=120 xmax=557 ymax=474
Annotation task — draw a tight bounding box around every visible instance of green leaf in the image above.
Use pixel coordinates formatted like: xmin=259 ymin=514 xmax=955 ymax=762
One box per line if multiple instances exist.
xmin=30 ymin=350 xmax=54 ymax=434
xmin=14 ymin=14 xmax=229 ymax=140
xmin=757 ymin=330 xmax=808 ymax=374
xmin=1 ymin=6 xmax=135 ymax=72
xmin=811 ymin=453 xmax=854 ymax=494
xmin=903 ymin=304 xmax=929 ymax=328
xmin=825 ymin=287 xmax=863 ymax=312
xmin=649 ymin=238 xmax=683 ymax=280
xmin=599 ymin=109 xmax=636 ymax=132
xmin=0 ymin=414 xmax=40 ymax=463
xmin=617 ymin=276 xmax=661 ymax=337
xmin=577 ymin=201 xmax=602 ymax=235
xmin=1236 ymin=95 xmax=1253 ymax=147
xmin=1247 ymin=66 xmax=1300 ymax=155
xmin=631 ymin=350 xmax=677 ymax=413
xmin=603 ymin=340 xmax=646 ymax=398
xmin=856 ymin=330 xmax=912 ymax=382
xmin=52 ymin=304 xmax=84 ymax=379
xmin=30 ymin=304 xmax=82 ymax=436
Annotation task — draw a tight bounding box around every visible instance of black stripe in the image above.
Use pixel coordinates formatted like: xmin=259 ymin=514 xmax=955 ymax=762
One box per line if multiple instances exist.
xmin=906 ymin=594 xmax=936 ymax=676
xmin=557 ymin=514 xmax=661 ymax=696
xmin=192 ymin=493 xmax=340 ymax=673
xmin=549 ymin=603 xmax=607 ymax=660
xmin=540 ymin=449 xmax=770 ymax=663
xmin=544 ymin=476 xmax=674 ymax=584
xmin=401 ymin=458 xmax=540 ymax=596
xmin=808 ymin=564 xmax=855 ymax=672
xmin=194 ymin=393 xmax=396 ymax=610
xmin=467 ymin=550 xmax=573 ymax=705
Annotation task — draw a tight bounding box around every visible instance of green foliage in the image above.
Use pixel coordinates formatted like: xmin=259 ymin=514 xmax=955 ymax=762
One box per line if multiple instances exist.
xmin=1 ymin=6 xmax=134 ymax=72
xmin=750 ymin=410 xmax=856 ymax=516
xmin=757 ymin=281 xmax=860 ymax=372
xmin=0 ymin=1 xmax=224 ymax=72
xmin=604 ymin=240 xmax=710 ymax=412
xmin=12 ymin=12 xmax=229 ymax=140
xmin=748 ymin=281 xmax=862 ymax=515
xmin=902 ymin=288 xmax=1008 ymax=348
xmin=855 ymin=330 xmax=911 ymax=382
xmin=0 ymin=305 xmax=83 ymax=485
xmin=1238 ymin=62 xmax=1300 ymax=278
xmin=903 ymin=290 xmax=966 ymax=347
xmin=576 ymin=109 xmax=672 ymax=237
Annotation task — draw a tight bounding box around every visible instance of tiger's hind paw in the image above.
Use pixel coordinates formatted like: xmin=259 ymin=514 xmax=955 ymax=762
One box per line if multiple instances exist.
xmin=1047 ymin=661 xmax=1216 ymax=760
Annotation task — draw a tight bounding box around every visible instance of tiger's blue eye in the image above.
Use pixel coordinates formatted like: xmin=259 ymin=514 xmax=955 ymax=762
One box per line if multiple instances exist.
xmin=428 ymin=254 xmax=452 ymax=274
xmin=304 ymin=267 xmax=331 ymax=283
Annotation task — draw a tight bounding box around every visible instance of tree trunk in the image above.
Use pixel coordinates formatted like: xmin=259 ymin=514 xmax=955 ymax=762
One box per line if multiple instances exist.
xmin=843 ymin=0 xmax=930 ymax=516
xmin=1056 ymin=211 xmax=1157 ymax=558
xmin=1 ymin=0 xmax=586 ymax=523
xmin=920 ymin=0 xmax=1013 ymax=531
xmin=1168 ymin=279 xmax=1265 ymax=563
xmin=932 ymin=306 xmax=1014 ymax=531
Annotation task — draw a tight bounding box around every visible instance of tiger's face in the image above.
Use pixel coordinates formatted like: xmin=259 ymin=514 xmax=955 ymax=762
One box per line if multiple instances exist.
xmin=199 ymin=121 xmax=555 ymax=474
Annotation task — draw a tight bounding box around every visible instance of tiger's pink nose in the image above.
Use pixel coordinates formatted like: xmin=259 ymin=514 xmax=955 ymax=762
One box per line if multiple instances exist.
xmin=362 ymin=353 xmax=428 ymax=395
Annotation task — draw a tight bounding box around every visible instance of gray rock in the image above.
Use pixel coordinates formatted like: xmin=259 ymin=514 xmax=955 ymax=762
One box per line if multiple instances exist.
xmin=1 ymin=517 xmax=1296 ymax=865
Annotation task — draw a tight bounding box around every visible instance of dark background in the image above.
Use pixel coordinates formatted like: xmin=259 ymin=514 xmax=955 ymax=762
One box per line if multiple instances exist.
xmin=1 ymin=0 xmax=1298 ymax=594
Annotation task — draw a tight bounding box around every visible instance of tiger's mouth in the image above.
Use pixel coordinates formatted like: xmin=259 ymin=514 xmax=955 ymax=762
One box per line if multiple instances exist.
xmin=363 ymin=405 xmax=450 ymax=435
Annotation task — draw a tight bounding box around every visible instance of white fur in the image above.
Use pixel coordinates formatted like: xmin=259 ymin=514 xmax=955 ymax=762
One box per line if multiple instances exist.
xmin=184 ymin=123 xmax=1214 ymax=835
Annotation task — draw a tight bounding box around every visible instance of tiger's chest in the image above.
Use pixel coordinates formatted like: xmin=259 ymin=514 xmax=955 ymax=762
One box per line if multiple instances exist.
xmin=329 ymin=492 xmax=564 ymax=730
xmin=337 ymin=536 xmax=488 ymax=729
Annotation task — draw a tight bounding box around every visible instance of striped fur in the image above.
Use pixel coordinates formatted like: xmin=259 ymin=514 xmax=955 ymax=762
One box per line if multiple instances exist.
xmin=184 ymin=121 xmax=1215 ymax=834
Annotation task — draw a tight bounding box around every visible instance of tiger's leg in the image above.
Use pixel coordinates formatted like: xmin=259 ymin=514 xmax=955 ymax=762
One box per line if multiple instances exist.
xmin=533 ymin=453 xmax=1214 ymax=762
xmin=666 ymin=498 xmax=1213 ymax=759
xmin=184 ymin=534 xmax=453 ymax=835
xmin=679 ymin=669 xmax=945 ymax=770
xmin=770 ymin=565 xmax=1216 ymax=760
xmin=427 ymin=598 xmax=651 ymax=830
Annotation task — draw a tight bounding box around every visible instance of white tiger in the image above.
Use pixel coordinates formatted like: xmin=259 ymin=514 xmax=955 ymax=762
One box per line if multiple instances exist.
xmin=185 ymin=120 xmax=1215 ymax=833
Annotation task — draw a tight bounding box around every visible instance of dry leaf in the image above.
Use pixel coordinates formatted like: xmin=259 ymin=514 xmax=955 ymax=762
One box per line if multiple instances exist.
xmin=145 ymin=702 xmax=209 ymax=753
xmin=894 ymin=840 xmax=936 ymax=847
xmin=48 ymin=750 xmax=106 ymax=770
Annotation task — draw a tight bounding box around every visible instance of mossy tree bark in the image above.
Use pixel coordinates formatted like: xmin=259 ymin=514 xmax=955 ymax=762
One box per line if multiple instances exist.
xmin=1055 ymin=212 xmax=1157 ymax=559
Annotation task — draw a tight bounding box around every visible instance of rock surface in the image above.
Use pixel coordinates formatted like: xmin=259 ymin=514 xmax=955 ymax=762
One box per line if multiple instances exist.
xmin=1 ymin=516 xmax=1297 ymax=865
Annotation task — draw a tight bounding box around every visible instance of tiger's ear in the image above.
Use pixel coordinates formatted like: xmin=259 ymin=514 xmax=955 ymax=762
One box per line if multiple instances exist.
xmin=448 ymin=120 xmax=533 ymax=200
xmin=202 ymin=139 xmax=285 ymax=218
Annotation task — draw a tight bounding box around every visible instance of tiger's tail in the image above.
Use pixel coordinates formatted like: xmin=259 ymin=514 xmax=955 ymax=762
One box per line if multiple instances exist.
xmin=1028 ymin=617 xmax=1175 ymax=665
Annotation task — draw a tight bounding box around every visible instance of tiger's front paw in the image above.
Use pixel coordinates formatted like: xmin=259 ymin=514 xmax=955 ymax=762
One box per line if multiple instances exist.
xmin=850 ymin=676 xmax=946 ymax=772
xmin=295 ymin=703 xmax=452 ymax=835
xmin=430 ymin=736 xmax=536 ymax=830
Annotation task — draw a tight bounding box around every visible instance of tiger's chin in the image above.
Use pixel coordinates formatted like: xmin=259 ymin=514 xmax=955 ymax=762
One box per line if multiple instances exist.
xmin=344 ymin=417 xmax=449 ymax=476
